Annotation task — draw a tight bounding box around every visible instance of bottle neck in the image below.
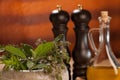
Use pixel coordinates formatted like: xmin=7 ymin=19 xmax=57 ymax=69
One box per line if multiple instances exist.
xmin=98 ymin=16 xmax=111 ymax=28
xmin=98 ymin=16 xmax=111 ymax=43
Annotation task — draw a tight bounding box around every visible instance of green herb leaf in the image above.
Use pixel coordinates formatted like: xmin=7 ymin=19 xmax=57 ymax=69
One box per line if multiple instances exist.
xmin=21 ymin=44 xmax=33 ymax=57
xmin=32 ymin=64 xmax=48 ymax=70
xmin=54 ymin=34 xmax=64 ymax=42
xmin=3 ymin=56 xmax=19 ymax=70
xmin=27 ymin=60 xmax=35 ymax=69
xmin=30 ymin=49 xmax=36 ymax=58
xmin=35 ymin=42 xmax=54 ymax=58
xmin=5 ymin=45 xmax=26 ymax=59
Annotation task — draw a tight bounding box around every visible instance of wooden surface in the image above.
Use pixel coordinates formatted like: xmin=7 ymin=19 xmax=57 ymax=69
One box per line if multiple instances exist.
xmin=0 ymin=0 xmax=120 ymax=55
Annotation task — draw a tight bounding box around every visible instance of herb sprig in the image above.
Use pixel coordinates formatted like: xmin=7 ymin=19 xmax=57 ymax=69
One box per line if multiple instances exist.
xmin=0 ymin=34 xmax=70 ymax=80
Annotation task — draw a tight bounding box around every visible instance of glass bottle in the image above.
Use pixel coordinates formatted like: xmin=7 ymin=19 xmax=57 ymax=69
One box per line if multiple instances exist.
xmin=87 ymin=11 xmax=120 ymax=80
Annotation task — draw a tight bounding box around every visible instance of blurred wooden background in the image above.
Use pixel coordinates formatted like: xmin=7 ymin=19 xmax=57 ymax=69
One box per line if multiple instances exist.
xmin=0 ymin=0 xmax=119 ymax=55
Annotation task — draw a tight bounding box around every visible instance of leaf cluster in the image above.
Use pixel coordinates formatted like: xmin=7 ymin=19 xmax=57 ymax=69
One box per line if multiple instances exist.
xmin=0 ymin=34 xmax=70 ymax=80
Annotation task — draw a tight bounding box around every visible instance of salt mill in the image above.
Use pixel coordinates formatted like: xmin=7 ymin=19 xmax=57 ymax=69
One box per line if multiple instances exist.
xmin=49 ymin=5 xmax=71 ymax=80
xmin=71 ymin=5 xmax=92 ymax=80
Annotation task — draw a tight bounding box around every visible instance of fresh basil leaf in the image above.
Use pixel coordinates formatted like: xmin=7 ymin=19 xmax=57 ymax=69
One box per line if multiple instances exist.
xmin=5 ymin=45 xmax=26 ymax=59
xmin=21 ymin=44 xmax=33 ymax=57
xmin=30 ymin=49 xmax=36 ymax=58
xmin=35 ymin=42 xmax=54 ymax=58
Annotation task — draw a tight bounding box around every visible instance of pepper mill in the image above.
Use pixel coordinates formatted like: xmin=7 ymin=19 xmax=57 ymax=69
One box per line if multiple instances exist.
xmin=71 ymin=5 xmax=92 ymax=80
xmin=49 ymin=5 xmax=71 ymax=80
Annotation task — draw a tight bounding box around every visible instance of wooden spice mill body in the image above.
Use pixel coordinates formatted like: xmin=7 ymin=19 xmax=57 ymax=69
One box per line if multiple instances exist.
xmin=49 ymin=6 xmax=71 ymax=80
xmin=71 ymin=6 xmax=92 ymax=80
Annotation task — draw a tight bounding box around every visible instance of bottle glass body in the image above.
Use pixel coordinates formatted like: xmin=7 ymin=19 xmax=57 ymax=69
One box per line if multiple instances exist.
xmin=87 ymin=16 xmax=120 ymax=80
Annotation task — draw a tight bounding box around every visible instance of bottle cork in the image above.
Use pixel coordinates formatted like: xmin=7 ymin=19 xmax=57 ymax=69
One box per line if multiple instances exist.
xmin=101 ymin=11 xmax=109 ymax=22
